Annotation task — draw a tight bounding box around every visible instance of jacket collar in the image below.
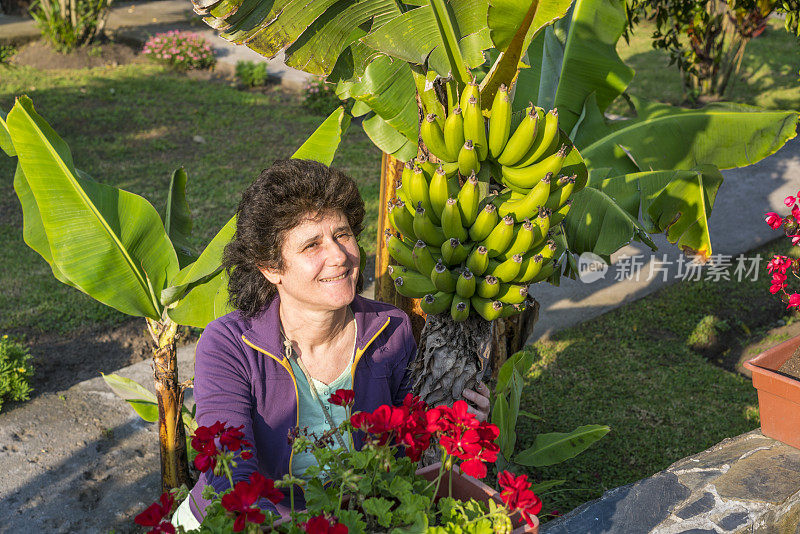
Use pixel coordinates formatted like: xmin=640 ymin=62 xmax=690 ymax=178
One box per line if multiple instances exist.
xmin=241 ymin=294 xmax=391 ymax=362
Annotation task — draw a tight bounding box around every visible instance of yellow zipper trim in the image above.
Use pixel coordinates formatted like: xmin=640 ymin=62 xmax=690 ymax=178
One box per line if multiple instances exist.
xmin=351 ymin=317 xmax=392 ymax=385
xmin=241 ymin=334 xmax=300 ymax=479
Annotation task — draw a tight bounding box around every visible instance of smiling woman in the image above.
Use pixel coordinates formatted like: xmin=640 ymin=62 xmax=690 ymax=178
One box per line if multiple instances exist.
xmin=171 ymin=159 xmax=490 ymax=528
xmin=171 ymin=159 xmax=382 ymax=526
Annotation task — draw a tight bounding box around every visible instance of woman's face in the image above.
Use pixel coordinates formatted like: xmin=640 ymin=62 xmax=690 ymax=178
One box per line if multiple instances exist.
xmin=260 ymin=210 xmax=360 ymax=313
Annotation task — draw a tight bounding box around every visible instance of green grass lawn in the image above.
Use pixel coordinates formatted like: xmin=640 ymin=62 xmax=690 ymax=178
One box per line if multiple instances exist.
xmin=509 ymin=236 xmax=799 ymax=520
xmin=0 ymin=64 xmax=382 ymax=335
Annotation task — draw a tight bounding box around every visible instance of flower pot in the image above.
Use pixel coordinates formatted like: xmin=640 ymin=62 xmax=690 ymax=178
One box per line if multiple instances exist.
xmin=743 ymin=335 xmax=800 ymax=450
xmin=416 ymin=463 xmax=539 ymax=534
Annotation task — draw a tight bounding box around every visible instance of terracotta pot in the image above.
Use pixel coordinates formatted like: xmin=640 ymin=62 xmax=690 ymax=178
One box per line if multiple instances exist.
xmin=415 ymin=463 xmax=539 ymax=534
xmin=743 ymin=335 xmax=800 ymax=450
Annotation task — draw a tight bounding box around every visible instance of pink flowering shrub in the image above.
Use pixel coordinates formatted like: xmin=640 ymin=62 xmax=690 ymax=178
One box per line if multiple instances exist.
xmin=765 ymin=193 xmax=800 ymax=309
xmin=302 ymin=77 xmax=345 ymax=116
xmin=141 ymin=31 xmax=216 ymax=71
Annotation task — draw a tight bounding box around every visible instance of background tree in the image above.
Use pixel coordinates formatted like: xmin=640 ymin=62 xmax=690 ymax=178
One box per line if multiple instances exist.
xmin=624 ymin=0 xmax=798 ymax=102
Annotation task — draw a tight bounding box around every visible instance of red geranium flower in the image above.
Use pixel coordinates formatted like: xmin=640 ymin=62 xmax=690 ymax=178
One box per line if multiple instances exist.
xmin=766 ymin=212 xmax=784 ymax=229
xmin=767 ymin=255 xmax=791 ymax=274
xmin=498 ymin=471 xmax=542 ymax=528
xmin=221 ymin=472 xmax=283 ymax=532
xmin=786 ymin=195 xmax=797 ymax=208
xmin=191 ymin=421 xmax=254 ymax=472
xmin=788 ymin=293 xmax=800 ymax=309
xmin=329 ymin=389 xmax=355 ymax=407
xmin=135 ymin=492 xmax=176 ymax=534
xmin=302 ymin=514 xmax=349 ymax=534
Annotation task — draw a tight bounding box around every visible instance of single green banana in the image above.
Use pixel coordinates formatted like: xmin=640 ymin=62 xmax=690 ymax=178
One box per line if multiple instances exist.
xmin=531 ymin=206 xmax=552 ymax=245
xmin=388 ymin=200 xmax=416 ymax=240
xmin=497 ymin=219 xmax=536 ymax=261
xmin=501 ymin=145 xmax=569 ymax=190
xmin=442 ymin=161 xmax=460 ymax=178
xmin=533 ymin=239 xmax=558 ymax=263
xmin=386 ymin=264 xmax=407 ymax=281
xmin=385 ymin=230 xmax=416 ymax=270
xmin=514 ymin=253 xmax=544 ymax=283
xmin=413 ymin=204 xmax=447 ymax=247
xmin=528 ymin=260 xmax=555 ymax=283
xmin=468 ymin=203 xmax=499 ymax=242
xmin=458 ymin=140 xmax=480 ymax=177
xmin=489 ymin=254 xmax=523 ymax=283
xmin=476 ymin=275 xmax=500 ymax=298
xmin=499 ymin=301 xmax=527 ymax=318
xmin=497 ymin=283 xmax=528 ymax=304
xmin=457 ymin=172 xmax=480 ymax=227
xmin=396 ymin=165 xmax=414 ymax=214
xmin=428 ymin=166 xmax=451 ymax=221
xmin=512 ymin=108 xmax=560 ymax=168
xmin=408 ymin=165 xmax=439 ymax=224
xmin=421 ymin=113 xmax=453 ymax=163
xmin=442 ymin=238 xmax=470 ymax=266
xmin=463 ymin=95 xmax=488 ymax=160
xmin=466 ymin=245 xmax=490 ymax=275
xmin=497 ymin=104 xmax=542 ymax=166
xmin=420 ymin=291 xmax=454 ymax=315
xmin=459 ymin=79 xmax=480 ymax=111
xmin=431 ymin=260 xmax=458 ymax=293
xmin=497 ymin=174 xmax=552 ymax=221
xmin=416 ymin=154 xmax=437 ymax=182
xmin=443 ymin=107 xmax=465 ymax=164
xmin=488 ymin=84 xmax=511 ymax=159
xmin=450 ymin=293 xmax=470 ymax=322
xmin=456 ymin=268 xmax=476 ymax=298
xmin=550 ymin=199 xmax=572 ymax=226
xmin=545 ymin=174 xmax=576 ymax=210
xmin=394 ymin=272 xmax=437 ymax=298
xmin=481 ymin=215 xmax=515 ymax=258
xmin=412 ymin=240 xmax=437 ymax=278
xmin=441 ymin=197 xmax=468 ymax=243
xmin=471 ymin=296 xmax=504 ymax=321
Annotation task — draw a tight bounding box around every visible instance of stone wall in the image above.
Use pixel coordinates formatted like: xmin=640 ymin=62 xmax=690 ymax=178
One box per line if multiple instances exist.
xmin=541 ymin=430 xmax=800 ymax=533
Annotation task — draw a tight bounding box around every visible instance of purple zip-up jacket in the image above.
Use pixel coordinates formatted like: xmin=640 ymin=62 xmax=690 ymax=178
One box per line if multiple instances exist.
xmin=187 ymin=293 xmax=416 ymax=522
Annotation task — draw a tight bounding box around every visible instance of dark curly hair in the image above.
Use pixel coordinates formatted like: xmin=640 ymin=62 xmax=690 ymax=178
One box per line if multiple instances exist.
xmin=223 ymin=159 xmax=366 ymax=317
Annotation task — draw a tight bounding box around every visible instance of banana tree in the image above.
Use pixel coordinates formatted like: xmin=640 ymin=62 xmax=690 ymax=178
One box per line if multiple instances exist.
xmin=190 ymin=0 xmax=798 ymax=409
xmin=0 ymin=100 xmax=353 ymax=489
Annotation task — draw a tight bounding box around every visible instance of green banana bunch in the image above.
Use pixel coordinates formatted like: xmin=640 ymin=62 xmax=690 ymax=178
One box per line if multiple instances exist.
xmin=383 ymin=80 xmax=587 ymax=322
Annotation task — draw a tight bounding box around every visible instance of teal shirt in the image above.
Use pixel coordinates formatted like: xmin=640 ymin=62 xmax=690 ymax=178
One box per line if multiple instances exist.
xmin=289 ymin=352 xmax=353 ymax=480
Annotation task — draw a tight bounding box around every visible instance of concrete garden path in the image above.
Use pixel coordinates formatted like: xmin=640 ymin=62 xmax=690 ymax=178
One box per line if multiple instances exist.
xmin=1 ymin=2 xmax=799 ymax=530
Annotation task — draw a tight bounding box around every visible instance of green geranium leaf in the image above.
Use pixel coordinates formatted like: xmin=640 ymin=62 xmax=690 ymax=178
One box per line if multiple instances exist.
xmin=363 ymin=497 xmax=394 ymax=528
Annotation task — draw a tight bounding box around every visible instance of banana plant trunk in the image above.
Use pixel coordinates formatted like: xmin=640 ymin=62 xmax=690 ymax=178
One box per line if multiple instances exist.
xmin=147 ymin=317 xmax=192 ymax=491
xmin=374 ymin=153 xmax=541 ymax=400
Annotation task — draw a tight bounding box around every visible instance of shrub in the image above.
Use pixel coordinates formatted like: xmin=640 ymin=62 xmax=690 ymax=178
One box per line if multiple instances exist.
xmin=0 ymin=335 xmax=34 ymax=412
xmin=0 ymin=45 xmax=15 ymax=67
xmin=302 ymin=77 xmax=345 ymax=116
xmin=235 ymin=60 xmax=269 ymax=87
xmin=29 ymin=0 xmax=111 ymax=53
xmin=141 ymin=31 xmax=216 ymax=71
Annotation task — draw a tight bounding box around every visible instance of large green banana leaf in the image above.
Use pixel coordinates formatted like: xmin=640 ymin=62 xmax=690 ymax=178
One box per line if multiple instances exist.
xmin=167 ymin=106 xmax=352 ymax=328
xmin=513 ymin=0 xmax=633 ymax=134
xmin=361 ymin=0 xmax=492 ymax=82
xmin=515 ymin=424 xmax=610 ymax=467
xmin=481 ymin=0 xmax=572 ymax=106
xmin=162 ymin=168 xmax=197 ymax=270
xmin=0 ymin=109 xmax=13 ymax=156
xmin=564 ymin=165 xmax=723 ymax=259
xmin=6 ymin=97 xmax=179 ymax=320
xmin=577 ymin=97 xmax=800 ymax=175
xmin=192 ymin=0 xmax=402 ymax=81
